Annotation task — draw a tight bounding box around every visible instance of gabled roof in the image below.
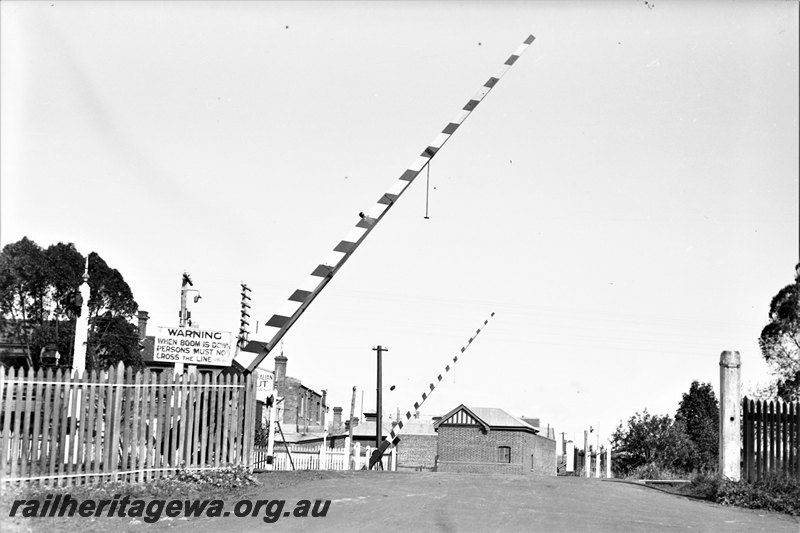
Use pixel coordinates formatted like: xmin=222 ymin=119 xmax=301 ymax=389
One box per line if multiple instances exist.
xmin=434 ymin=404 xmax=539 ymax=434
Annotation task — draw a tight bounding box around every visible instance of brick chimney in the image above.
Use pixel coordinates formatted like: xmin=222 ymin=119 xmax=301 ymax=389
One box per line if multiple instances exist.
xmin=333 ymin=406 xmax=342 ymax=428
xmin=137 ymin=311 xmax=149 ymax=339
xmin=321 ymin=390 xmax=328 ymax=426
xmin=274 ymin=354 xmax=287 ymax=382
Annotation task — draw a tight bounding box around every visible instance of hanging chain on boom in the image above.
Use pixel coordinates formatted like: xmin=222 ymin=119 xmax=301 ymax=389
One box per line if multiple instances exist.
xmin=235 ymin=35 xmax=535 ymax=374
xmin=368 ymin=312 xmax=495 ymax=468
xmin=424 ymin=162 xmax=431 ymax=220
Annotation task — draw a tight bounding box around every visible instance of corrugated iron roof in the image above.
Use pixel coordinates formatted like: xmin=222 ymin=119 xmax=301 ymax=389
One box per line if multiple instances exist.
xmin=468 ymin=407 xmax=537 ymax=431
xmin=435 ymin=404 xmax=539 ymax=434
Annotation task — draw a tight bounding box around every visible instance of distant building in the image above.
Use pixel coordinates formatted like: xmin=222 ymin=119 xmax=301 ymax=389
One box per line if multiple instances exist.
xmin=0 ymin=321 xmax=32 ymax=369
xmin=326 ymin=411 xmax=394 ymax=449
xmin=435 ymin=404 xmax=556 ymax=476
xmin=271 ymin=353 xmax=328 ymax=436
xmin=392 ymin=416 xmax=438 ymax=471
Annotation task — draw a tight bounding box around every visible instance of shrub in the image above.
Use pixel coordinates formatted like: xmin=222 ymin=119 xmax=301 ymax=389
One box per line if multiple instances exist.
xmin=688 ymin=470 xmax=721 ymax=499
xmin=716 ymin=473 xmax=800 ymax=516
xmin=611 ymin=410 xmax=695 ymax=476
xmin=627 ymin=463 xmax=688 ymax=480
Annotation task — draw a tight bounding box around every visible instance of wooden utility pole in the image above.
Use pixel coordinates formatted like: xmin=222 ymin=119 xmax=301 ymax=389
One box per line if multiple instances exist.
xmin=373 ymin=345 xmax=388 ymax=469
xmin=348 ymin=386 xmax=356 ymax=469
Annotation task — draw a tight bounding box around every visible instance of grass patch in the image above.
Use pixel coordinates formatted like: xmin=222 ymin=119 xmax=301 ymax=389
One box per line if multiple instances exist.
xmin=0 ymin=466 xmax=259 ymax=506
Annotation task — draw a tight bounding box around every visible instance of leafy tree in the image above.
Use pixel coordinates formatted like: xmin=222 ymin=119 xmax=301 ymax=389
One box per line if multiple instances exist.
xmin=0 ymin=237 xmax=142 ymax=370
xmin=758 ymin=264 xmax=800 ymax=401
xmin=675 ymin=380 xmax=719 ymax=471
xmin=85 ymin=252 xmax=142 ymax=369
xmin=611 ymin=410 xmax=695 ymax=476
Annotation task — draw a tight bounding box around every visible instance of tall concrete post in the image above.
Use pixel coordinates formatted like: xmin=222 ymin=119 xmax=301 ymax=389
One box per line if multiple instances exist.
xmin=719 ymin=350 xmax=741 ymax=481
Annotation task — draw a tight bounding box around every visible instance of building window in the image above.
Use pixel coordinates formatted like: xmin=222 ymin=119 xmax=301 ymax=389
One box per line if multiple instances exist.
xmin=498 ymin=446 xmax=511 ymax=463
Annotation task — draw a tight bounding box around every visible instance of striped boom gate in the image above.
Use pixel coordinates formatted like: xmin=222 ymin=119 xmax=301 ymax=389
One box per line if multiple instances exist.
xmin=368 ymin=312 xmax=495 ymax=469
xmin=235 ymin=34 xmax=535 ymax=374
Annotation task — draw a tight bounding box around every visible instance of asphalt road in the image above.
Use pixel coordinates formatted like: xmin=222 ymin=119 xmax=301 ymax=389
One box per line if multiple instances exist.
xmin=4 ymin=471 xmax=799 ymax=532
xmin=173 ymin=471 xmax=797 ymax=533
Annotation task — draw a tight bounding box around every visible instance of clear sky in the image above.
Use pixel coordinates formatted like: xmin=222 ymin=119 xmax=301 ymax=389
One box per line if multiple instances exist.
xmin=2 ymin=0 xmax=798 ymax=444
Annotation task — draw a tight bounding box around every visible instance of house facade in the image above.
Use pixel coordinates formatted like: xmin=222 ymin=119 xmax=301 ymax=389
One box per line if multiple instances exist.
xmin=435 ymin=405 xmax=556 ymax=476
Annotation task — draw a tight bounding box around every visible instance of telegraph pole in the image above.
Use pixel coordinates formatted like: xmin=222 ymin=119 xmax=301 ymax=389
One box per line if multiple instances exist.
xmin=347 ymin=386 xmax=356 ymax=469
xmin=373 ymin=345 xmax=388 ymax=468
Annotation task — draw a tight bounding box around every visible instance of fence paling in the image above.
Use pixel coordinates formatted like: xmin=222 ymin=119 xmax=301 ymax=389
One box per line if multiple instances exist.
xmin=742 ymin=396 xmax=800 ymax=482
xmin=0 ymin=365 xmax=256 ymax=487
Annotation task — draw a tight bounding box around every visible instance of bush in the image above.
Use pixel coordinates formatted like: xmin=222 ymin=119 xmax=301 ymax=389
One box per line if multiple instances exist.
xmin=688 ymin=471 xmax=721 ymax=499
xmin=716 ymin=474 xmax=800 ymax=516
xmin=627 ymin=463 xmax=688 ymax=480
xmin=611 ymin=410 xmax=696 ymax=477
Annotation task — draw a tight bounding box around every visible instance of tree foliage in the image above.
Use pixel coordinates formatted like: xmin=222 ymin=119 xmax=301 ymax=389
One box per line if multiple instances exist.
xmin=0 ymin=237 xmax=142 ymax=370
xmin=612 ymin=381 xmax=721 ymax=477
xmin=758 ymin=266 xmax=800 ymax=401
xmin=675 ymin=380 xmax=719 ymax=471
xmin=611 ymin=410 xmax=695 ymax=476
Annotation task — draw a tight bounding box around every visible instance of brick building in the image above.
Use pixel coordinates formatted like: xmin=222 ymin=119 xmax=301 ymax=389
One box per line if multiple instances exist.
xmin=271 ymin=353 xmax=328 ymax=433
xmin=435 ymin=405 xmax=556 ymax=476
xmin=393 ymin=417 xmax=438 ymax=471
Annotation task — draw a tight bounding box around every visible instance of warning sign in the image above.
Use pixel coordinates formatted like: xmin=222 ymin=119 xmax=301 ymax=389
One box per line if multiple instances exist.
xmin=153 ymin=327 xmax=233 ymax=367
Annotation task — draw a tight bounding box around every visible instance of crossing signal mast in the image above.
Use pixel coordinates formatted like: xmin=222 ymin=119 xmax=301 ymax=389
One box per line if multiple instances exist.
xmin=238 ymin=283 xmax=252 ymax=349
xmin=233 ymin=34 xmax=535 ymax=374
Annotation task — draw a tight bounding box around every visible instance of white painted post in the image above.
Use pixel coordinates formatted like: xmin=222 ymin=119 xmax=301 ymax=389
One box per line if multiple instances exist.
xmin=566 ymin=440 xmax=574 ymax=473
xmin=391 ymin=447 xmax=397 ymax=471
xmin=584 ymin=431 xmax=590 ymax=478
xmin=605 ymin=441 xmax=612 ymax=478
xmin=344 ymin=436 xmax=351 ymax=470
xmin=719 ymin=350 xmax=741 ymax=481
xmin=353 ymin=442 xmax=361 ymax=470
xmin=320 ymin=431 xmax=328 ymax=470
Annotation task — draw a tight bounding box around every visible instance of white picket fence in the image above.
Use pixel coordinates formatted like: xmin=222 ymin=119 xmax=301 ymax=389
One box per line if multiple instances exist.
xmin=254 ymin=440 xmax=396 ymax=471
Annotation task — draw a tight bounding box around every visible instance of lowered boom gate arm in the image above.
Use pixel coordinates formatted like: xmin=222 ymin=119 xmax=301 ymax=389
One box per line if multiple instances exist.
xmin=234 ymin=34 xmax=535 ymax=374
